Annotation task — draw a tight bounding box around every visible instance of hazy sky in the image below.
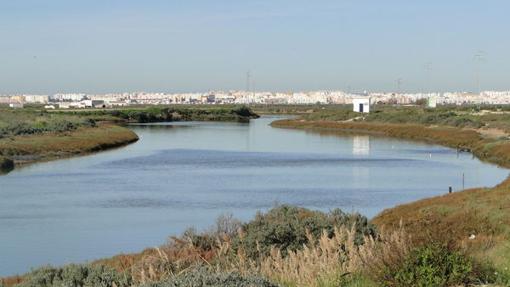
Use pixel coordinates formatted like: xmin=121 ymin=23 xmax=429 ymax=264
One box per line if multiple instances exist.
xmin=0 ymin=0 xmax=508 ymax=94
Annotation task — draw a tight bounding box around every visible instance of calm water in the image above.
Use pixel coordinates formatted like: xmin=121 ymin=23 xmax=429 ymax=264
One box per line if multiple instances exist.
xmin=0 ymin=116 xmax=508 ymax=275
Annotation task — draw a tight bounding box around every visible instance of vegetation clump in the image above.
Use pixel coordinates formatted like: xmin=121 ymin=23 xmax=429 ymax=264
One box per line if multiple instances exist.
xmin=70 ymin=106 xmax=260 ymax=123
xmin=13 ymin=264 xmax=132 ymax=287
xmin=0 ymin=109 xmax=96 ymax=138
xmin=233 ymin=205 xmax=376 ymax=260
xmin=140 ymin=268 xmax=277 ymax=287
xmin=386 ymin=245 xmax=493 ymax=287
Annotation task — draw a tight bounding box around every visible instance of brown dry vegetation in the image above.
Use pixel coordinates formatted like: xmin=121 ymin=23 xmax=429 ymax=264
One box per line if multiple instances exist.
xmin=84 ymin=226 xmax=408 ymax=287
xmin=0 ymin=124 xmax=138 ymax=165
xmin=373 ymin=178 xmax=510 ymax=269
xmin=271 ymin=119 xmax=510 ymax=168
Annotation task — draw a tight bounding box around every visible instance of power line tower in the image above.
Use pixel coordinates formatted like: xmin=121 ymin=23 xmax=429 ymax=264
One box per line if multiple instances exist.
xmin=396 ymin=78 xmax=403 ymax=93
xmin=246 ymin=71 xmax=252 ymax=92
xmin=424 ymin=62 xmax=432 ymax=93
xmin=473 ymin=50 xmax=486 ymax=94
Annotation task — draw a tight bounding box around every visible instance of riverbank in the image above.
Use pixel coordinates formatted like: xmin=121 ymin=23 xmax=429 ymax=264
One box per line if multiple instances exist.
xmin=271 ymin=119 xmax=510 ymax=168
xmin=271 ymin=117 xmax=510 ymax=272
xmin=0 ymin=124 xmax=139 ymax=167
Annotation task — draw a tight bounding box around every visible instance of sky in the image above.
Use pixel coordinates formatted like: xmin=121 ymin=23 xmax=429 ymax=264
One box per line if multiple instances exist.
xmin=0 ymin=0 xmax=508 ymax=94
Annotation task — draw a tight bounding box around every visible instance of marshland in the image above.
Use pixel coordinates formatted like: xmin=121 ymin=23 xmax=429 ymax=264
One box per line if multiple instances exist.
xmin=3 ymin=105 xmax=510 ymax=286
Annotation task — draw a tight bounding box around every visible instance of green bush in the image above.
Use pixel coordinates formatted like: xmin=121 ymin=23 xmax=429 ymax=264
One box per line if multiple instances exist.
xmin=232 ymin=106 xmax=258 ymax=118
xmin=15 ymin=264 xmax=132 ymax=287
xmin=140 ymin=268 xmax=277 ymax=287
xmin=387 ymin=245 xmax=494 ymax=287
xmin=108 ymin=106 xmax=258 ymax=123
xmin=0 ymin=110 xmax=97 ymax=137
xmin=233 ymin=205 xmax=376 ymax=260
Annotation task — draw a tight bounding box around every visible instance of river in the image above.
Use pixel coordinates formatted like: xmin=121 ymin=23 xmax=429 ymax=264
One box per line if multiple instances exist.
xmin=0 ymin=116 xmax=507 ymax=275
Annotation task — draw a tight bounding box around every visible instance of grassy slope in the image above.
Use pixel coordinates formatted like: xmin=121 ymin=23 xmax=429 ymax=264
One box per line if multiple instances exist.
xmin=373 ymin=179 xmax=510 ymax=268
xmin=271 ymin=118 xmax=510 ymax=270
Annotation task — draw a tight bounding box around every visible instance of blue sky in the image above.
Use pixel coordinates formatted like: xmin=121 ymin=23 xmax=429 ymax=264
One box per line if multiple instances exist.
xmin=0 ymin=0 xmax=508 ymax=93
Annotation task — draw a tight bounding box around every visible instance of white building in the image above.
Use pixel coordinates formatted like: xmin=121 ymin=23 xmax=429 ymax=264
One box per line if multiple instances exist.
xmin=428 ymin=96 xmax=437 ymax=108
xmin=352 ymin=98 xmax=370 ymax=113
xmin=9 ymin=103 xmax=24 ymax=109
xmin=24 ymin=95 xmax=49 ymax=104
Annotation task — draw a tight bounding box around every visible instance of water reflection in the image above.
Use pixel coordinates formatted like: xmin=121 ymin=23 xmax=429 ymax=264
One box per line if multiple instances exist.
xmin=352 ymin=136 xmax=370 ymax=156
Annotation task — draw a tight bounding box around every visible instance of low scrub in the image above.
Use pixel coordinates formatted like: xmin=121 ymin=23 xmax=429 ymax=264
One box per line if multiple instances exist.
xmin=13 ymin=264 xmax=132 ymax=287
xmin=140 ymin=267 xmax=277 ymax=287
xmin=385 ymin=245 xmax=495 ymax=287
xmin=66 ymin=106 xmax=260 ymax=123
xmin=0 ymin=110 xmax=96 ymax=138
xmin=233 ymin=205 xmax=376 ymax=260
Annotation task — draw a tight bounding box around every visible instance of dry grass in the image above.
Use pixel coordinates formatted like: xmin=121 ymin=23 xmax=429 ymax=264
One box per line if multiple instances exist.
xmin=215 ymin=226 xmax=410 ymax=287
xmin=256 ymin=228 xmax=356 ymax=287
xmin=353 ymin=223 xmax=412 ymax=284
xmin=0 ymin=275 xmax=23 ymax=287
xmin=131 ymin=241 xmax=216 ymax=284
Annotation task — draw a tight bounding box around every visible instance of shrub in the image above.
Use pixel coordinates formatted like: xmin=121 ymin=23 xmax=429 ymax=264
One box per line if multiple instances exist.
xmin=15 ymin=264 xmax=132 ymax=287
xmin=385 ymin=245 xmax=494 ymax=287
xmin=232 ymin=106 xmax=258 ymax=118
xmin=140 ymin=267 xmax=277 ymax=287
xmin=233 ymin=205 xmax=376 ymax=260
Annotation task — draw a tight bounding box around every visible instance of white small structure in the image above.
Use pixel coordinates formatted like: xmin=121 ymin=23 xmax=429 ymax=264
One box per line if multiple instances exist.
xmin=9 ymin=102 xmax=24 ymax=109
xmin=428 ymin=96 xmax=437 ymax=108
xmin=353 ymin=98 xmax=370 ymax=113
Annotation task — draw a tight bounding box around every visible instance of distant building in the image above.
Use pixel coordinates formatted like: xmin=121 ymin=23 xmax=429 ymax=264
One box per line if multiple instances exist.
xmin=353 ymin=98 xmax=370 ymax=113
xmin=200 ymin=94 xmax=216 ymax=104
xmin=81 ymin=100 xmax=105 ymax=108
xmin=24 ymin=95 xmax=49 ymax=104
